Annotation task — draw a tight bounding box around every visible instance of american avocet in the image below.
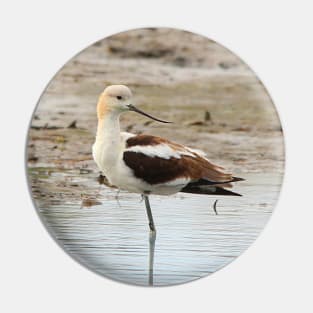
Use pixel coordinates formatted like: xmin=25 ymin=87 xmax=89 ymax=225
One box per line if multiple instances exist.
xmin=93 ymin=85 xmax=244 ymax=233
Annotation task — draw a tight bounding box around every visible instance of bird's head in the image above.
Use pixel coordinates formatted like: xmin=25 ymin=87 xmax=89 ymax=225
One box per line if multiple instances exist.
xmin=97 ymin=85 xmax=171 ymax=123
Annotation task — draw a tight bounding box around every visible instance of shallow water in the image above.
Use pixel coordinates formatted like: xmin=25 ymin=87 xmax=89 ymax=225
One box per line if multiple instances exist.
xmin=35 ymin=173 xmax=281 ymax=286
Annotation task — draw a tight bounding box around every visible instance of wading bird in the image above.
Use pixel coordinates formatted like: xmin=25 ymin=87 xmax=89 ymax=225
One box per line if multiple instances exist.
xmin=93 ymin=85 xmax=244 ymax=233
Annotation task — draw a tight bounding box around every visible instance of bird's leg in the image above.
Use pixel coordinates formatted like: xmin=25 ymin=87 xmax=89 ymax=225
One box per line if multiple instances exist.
xmin=142 ymin=194 xmax=156 ymax=233
xmin=213 ymin=199 xmax=218 ymax=215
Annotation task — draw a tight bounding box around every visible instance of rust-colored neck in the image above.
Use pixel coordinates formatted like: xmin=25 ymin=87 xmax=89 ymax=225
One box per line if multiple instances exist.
xmin=97 ymin=93 xmax=108 ymax=120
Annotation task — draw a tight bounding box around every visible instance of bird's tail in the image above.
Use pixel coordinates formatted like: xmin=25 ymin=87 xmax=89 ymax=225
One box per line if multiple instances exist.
xmin=180 ymin=176 xmax=244 ymax=196
xmin=180 ymin=185 xmax=242 ymax=196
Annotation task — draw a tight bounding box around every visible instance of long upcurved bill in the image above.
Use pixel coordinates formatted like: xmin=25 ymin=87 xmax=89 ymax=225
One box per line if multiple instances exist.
xmin=127 ymin=104 xmax=172 ymax=123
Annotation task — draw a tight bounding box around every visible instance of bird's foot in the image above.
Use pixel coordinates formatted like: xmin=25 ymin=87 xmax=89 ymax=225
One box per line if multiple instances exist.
xmin=97 ymin=173 xmax=105 ymax=185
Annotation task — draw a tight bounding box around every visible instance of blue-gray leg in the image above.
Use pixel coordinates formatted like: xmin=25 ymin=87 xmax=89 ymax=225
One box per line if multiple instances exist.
xmin=142 ymin=194 xmax=156 ymax=233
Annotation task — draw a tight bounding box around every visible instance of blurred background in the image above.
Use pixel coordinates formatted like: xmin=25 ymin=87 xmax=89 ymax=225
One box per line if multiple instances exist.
xmin=28 ymin=27 xmax=284 ymax=175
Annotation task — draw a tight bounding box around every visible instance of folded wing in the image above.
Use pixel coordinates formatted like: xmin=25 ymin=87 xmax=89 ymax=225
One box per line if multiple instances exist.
xmin=123 ymin=135 xmax=244 ymax=194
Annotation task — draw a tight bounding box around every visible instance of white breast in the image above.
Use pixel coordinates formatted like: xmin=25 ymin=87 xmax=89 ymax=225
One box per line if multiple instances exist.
xmin=93 ymin=132 xmax=135 ymax=181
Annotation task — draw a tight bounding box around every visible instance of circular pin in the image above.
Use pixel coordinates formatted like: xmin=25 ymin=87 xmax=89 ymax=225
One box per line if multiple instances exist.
xmin=26 ymin=27 xmax=284 ymax=286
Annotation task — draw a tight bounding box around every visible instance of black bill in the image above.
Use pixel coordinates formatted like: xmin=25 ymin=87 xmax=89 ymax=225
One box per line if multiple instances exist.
xmin=127 ymin=104 xmax=172 ymax=123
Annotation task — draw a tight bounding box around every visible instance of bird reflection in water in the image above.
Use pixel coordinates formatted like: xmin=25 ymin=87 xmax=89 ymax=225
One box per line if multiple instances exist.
xmin=98 ymin=174 xmax=156 ymax=285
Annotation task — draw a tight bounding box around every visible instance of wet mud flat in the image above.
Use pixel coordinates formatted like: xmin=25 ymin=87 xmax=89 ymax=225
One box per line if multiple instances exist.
xmin=28 ymin=28 xmax=284 ymax=177
xmin=27 ymin=28 xmax=284 ymax=285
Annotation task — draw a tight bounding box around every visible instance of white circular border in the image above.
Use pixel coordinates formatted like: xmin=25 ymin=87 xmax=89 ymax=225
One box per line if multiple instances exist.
xmin=1 ymin=1 xmax=312 ymax=312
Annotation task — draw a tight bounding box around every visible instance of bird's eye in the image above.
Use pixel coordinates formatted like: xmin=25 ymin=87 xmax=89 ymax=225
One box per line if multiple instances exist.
xmin=116 ymin=96 xmax=122 ymax=100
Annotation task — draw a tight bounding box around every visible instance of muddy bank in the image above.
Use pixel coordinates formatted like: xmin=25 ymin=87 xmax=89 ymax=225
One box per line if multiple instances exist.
xmin=27 ymin=28 xmax=284 ymax=203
